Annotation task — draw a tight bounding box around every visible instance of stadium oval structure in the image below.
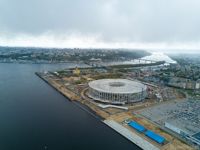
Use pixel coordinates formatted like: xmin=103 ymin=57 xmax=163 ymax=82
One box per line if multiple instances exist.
xmin=88 ymin=79 xmax=147 ymax=104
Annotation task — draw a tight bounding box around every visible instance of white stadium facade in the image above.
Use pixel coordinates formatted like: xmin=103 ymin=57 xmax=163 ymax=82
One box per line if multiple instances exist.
xmin=88 ymin=79 xmax=147 ymax=104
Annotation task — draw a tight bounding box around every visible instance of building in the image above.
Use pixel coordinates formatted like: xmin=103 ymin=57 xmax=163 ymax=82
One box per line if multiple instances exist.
xmin=168 ymin=77 xmax=200 ymax=90
xmin=73 ymin=67 xmax=80 ymax=76
xmin=195 ymin=79 xmax=200 ymax=89
xmin=88 ymin=79 xmax=147 ymax=104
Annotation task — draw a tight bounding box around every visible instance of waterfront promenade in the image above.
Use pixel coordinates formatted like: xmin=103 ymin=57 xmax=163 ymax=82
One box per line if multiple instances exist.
xmin=104 ymin=120 xmax=160 ymax=150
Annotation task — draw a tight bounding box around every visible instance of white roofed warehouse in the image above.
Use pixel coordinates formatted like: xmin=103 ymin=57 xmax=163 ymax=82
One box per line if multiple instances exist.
xmin=88 ymin=79 xmax=147 ymax=105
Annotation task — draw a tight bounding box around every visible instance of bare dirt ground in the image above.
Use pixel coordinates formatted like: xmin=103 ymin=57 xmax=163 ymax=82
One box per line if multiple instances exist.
xmin=43 ymin=74 xmax=194 ymax=150
xmin=108 ymin=112 xmax=194 ymax=150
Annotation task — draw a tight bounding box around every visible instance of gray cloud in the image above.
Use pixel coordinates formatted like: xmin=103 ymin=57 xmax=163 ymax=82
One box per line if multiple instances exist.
xmin=0 ymin=0 xmax=200 ymax=48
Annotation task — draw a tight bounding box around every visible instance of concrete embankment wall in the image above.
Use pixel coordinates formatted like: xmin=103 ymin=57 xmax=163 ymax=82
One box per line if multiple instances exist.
xmin=36 ymin=72 xmax=159 ymax=149
xmin=35 ymin=72 xmax=104 ymax=120
xmin=104 ymin=120 xmax=160 ymax=150
xmin=35 ymin=72 xmax=73 ymax=101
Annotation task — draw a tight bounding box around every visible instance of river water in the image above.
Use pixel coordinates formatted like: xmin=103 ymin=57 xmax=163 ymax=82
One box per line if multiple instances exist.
xmin=0 ymin=63 xmax=141 ymax=150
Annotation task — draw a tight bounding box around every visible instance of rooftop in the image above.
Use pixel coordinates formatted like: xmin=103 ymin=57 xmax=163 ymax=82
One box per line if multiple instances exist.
xmin=89 ymin=79 xmax=147 ymax=94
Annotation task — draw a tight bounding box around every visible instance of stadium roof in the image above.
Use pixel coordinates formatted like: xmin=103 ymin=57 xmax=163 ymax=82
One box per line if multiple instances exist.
xmin=89 ymin=79 xmax=146 ymax=94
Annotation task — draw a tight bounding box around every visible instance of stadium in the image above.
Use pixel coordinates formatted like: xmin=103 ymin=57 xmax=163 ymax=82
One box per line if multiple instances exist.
xmin=88 ymin=79 xmax=147 ymax=104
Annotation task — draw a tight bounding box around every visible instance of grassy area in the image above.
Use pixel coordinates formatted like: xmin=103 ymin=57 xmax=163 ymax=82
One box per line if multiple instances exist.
xmin=74 ymin=77 xmax=87 ymax=84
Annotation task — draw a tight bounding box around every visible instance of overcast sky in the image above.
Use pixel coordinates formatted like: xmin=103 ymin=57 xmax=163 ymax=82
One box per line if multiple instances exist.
xmin=0 ymin=0 xmax=200 ymax=52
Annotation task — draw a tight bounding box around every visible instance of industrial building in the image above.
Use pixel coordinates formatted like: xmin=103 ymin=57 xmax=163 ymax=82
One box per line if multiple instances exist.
xmin=88 ymin=79 xmax=147 ymax=104
xmin=128 ymin=121 xmax=146 ymax=133
xmin=139 ymin=99 xmax=200 ymax=148
xmin=165 ymin=121 xmax=200 ymax=147
xmin=128 ymin=121 xmax=165 ymax=144
xmin=145 ymin=130 xmax=165 ymax=144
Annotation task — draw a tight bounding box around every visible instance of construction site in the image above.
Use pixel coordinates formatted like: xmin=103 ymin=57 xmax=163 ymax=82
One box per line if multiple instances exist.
xmin=36 ymin=65 xmax=195 ymax=150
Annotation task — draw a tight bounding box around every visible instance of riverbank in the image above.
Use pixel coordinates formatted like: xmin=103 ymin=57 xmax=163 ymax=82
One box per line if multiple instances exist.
xmin=35 ymin=72 xmax=108 ymax=120
xmin=104 ymin=120 xmax=160 ymax=150
xmin=36 ymin=71 xmax=194 ymax=150
xmin=36 ymin=72 xmax=162 ymax=150
xmin=35 ymin=72 xmax=151 ymax=149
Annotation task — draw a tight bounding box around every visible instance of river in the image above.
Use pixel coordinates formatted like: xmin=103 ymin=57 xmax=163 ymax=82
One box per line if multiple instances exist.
xmin=0 ymin=63 xmax=141 ymax=150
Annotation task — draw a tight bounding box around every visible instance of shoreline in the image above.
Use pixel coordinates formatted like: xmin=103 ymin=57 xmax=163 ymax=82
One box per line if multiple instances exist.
xmin=104 ymin=120 xmax=160 ymax=150
xmin=35 ymin=72 xmax=107 ymax=121
xmin=36 ymin=70 xmax=194 ymax=150
xmin=35 ymin=72 xmax=148 ymax=150
xmin=35 ymin=72 xmax=72 ymax=101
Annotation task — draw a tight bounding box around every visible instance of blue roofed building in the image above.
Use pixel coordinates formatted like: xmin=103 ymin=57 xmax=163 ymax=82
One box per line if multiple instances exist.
xmin=128 ymin=121 xmax=146 ymax=133
xmin=145 ymin=130 xmax=165 ymax=144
